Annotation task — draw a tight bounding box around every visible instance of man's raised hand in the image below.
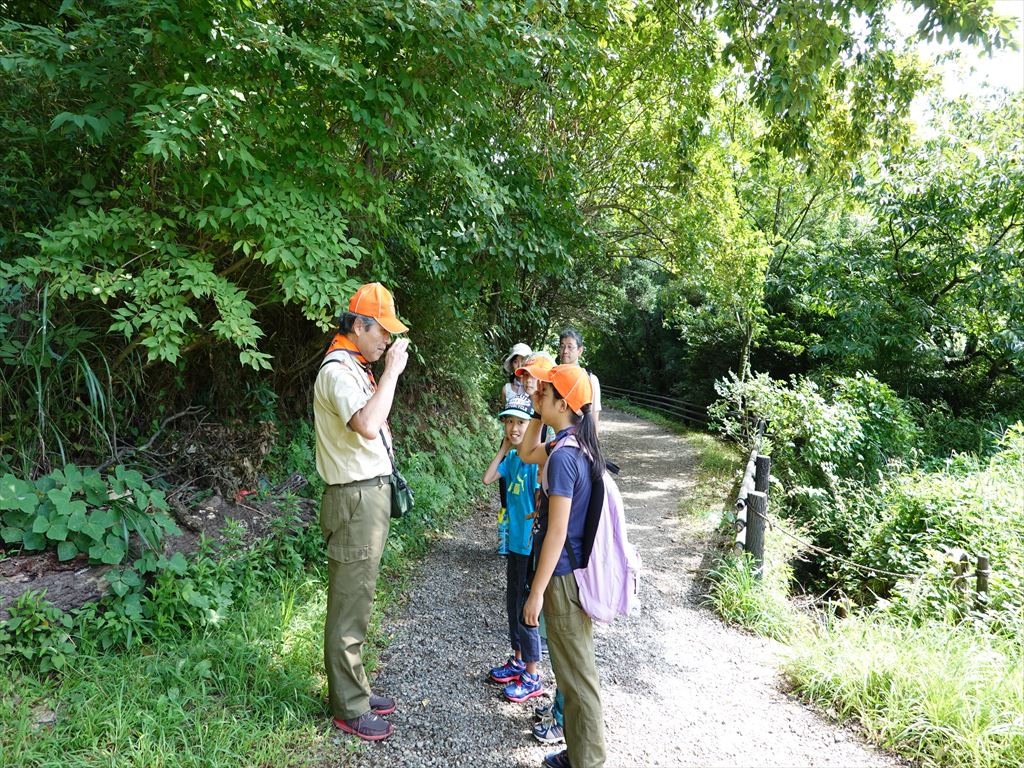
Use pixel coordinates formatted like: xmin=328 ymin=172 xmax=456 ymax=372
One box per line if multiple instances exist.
xmin=385 ymin=337 xmax=410 ymax=377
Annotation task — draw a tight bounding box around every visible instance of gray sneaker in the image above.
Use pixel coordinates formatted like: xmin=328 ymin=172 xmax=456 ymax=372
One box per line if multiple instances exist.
xmin=333 ymin=711 xmax=394 ymax=741
xmin=533 ymin=716 xmax=565 ymax=744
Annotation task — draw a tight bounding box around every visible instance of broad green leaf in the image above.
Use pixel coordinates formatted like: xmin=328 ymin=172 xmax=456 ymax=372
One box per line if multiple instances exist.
xmin=57 ymin=541 xmax=78 ymax=561
xmin=0 ymin=474 xmax=38 ymax=514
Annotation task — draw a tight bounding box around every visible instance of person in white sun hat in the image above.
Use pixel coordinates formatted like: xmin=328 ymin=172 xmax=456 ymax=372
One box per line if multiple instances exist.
xmin=501 ymin=342 xmax=534 ymax=404
xmin=495 ymin=342 xmax=533 ymax=554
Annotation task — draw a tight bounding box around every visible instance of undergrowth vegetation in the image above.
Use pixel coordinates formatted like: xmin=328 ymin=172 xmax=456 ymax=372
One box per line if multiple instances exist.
xmin=785 ymin=615 xmax=1024 ymax=768
xmin=0 ymin=408 xmax=495 ymax=766
xmin=704 ymin=371 xmax=1024 ymax=767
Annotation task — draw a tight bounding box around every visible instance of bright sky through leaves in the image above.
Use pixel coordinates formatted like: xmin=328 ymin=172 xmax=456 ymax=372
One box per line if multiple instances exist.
xmin=891 ymin=0 xmax=1024 ymax=127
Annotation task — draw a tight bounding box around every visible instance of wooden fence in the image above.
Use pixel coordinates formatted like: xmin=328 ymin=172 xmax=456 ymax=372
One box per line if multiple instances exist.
xmin=601 ymin=384 xmax=708 ymax=428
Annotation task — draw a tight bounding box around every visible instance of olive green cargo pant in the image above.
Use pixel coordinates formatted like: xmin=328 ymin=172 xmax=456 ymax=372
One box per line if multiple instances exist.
xmin=544 ymin=573 xmax=606 ymax=768
xmin=320 ymin=481 xmax=391 ymax=721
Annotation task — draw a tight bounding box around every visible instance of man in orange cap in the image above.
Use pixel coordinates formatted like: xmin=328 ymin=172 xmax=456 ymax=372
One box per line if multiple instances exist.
xmin=314 ymin=282 xmax=409 ymax=741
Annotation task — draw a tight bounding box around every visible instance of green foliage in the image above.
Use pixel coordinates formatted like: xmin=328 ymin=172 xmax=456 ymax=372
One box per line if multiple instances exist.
xmin=716 ymin=0 xmax=1016 ymax=155
xmin=0 ymin=394 xmax=493 ymax=671
xmin=0 ymin=464 xmax=178 ymax=565
xmin=0 ymin=282 xmax=139 ymax=475
xmin=264 ymin=419 xmax=323 ymax=500
xmin=842 ymin=425 xmax=1024 ymax=632
xmin=710 ymin=370 xmax=919 ymax=485
xmin=0 ymin=591 xmax=75 ymax=673
xmin=1 ymin=582 xmax=332 ymax=768
xmin=0 ymin=399 xmax=492 ymax=767
xmin=785 ymin=613 xmax=1024 ymax=768
xmin=793 ymin=93 xmax=1024 ymax=409
xmin=1 ymin=0 xmax=1010 ymax=478
xmin=706 ymin=553 xmax=808 ymax=642
xmin=384 ymin=412 xmax=495 ymax=572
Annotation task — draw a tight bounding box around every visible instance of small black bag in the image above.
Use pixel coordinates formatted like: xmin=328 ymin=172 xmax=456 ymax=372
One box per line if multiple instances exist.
xmin=380 ymin=429 xmax=414 ymax=518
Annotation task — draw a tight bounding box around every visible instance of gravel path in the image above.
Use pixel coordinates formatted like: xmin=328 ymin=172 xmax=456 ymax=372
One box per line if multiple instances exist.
xmin=345 ymin=409 xmax=900 ymax=767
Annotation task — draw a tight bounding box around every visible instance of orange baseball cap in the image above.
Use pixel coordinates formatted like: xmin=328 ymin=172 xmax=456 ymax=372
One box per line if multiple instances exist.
xmin=515 ymin=351 xmax=555 ymax=379
xmin=348 ymin=282 xmax=409 ymax=334
xmin=539 ymin=364 xmax=593 ymax=415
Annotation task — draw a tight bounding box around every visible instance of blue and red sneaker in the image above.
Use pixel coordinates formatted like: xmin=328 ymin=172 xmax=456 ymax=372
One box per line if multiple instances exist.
xmin=504 ymin=670 xmax=544 ymax=703
xmin=488 ymin=656 xmax=525 ymax=684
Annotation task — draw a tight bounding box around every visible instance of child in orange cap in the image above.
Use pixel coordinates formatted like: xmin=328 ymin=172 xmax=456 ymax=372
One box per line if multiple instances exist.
xmin=518 ymin=365 xmax=606 ymax=768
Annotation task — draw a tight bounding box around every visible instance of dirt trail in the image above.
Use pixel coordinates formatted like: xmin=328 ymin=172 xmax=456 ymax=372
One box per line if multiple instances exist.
xmin=346 ymin=409 xmax=899 ymax=767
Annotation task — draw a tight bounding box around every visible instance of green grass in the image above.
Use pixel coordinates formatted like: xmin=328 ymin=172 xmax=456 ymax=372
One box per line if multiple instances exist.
xmin=0 ymin=528 xmax=464 ymax=768
xmin=1 ymin=576 xmax=342 ymax=768
xmin=784 ymin=614 xmax=1024 ymax=768
xmin=706 ymin=552 xmax=810 ymax=642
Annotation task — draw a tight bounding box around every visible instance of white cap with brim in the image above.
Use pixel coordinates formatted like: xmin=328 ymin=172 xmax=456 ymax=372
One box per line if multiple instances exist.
xmin=502 ymin=342 xmax=533 ymax=374
xmin=498 ymin=405 xmax=533 ymax=420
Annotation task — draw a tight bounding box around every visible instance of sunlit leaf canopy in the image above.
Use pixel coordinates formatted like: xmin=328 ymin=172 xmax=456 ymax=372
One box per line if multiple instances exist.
xmin=0 ymin=0 xmax=1019 ymax=472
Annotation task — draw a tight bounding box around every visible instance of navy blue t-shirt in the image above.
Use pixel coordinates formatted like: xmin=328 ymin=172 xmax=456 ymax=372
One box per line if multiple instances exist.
xmin=536 ymin=428 xmax=595 ymax=576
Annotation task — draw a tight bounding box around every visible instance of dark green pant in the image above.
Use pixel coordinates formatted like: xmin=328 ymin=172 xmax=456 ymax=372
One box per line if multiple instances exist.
xmin=544 ymin=573 xmax=606 ymax=768
xmin=320 ymin=482 xmax=391 ymax=720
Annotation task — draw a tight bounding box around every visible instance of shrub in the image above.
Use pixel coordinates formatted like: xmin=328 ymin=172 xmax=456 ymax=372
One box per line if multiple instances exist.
xmin=843 ymin=424 xmax=1024 ymax=632
xmin=0 ymin=464 xmax=179 ymax=564
xmin=711 ymin=371 xmax=919 ymax=486
xmin=0 ymin=591 xmax=76 ymax=673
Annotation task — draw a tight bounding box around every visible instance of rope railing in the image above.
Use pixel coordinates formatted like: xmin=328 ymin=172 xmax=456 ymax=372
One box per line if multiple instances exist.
xmin=730 ymin=419 xmax=991 ymax=608
xmin=602 ymin=383 xmax=709 ymax=427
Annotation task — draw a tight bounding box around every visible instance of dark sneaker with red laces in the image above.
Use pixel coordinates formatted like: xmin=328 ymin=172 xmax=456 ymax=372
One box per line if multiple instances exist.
xmin=370 ymin=694 xmax=396 ymax=716
xmin=333 ymin=711 xmax=394 ymax=741
xmin=542 ymin=749 xmax=572 ymax=768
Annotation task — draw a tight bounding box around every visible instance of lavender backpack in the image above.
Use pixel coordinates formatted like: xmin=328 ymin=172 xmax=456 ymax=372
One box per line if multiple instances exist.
xmin=542 ymin=434 xmax=641 ymax=624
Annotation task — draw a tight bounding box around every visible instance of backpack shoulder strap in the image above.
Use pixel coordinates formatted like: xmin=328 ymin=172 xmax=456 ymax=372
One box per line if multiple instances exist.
xmin=541 ymin=433 xmax=580 ymax=490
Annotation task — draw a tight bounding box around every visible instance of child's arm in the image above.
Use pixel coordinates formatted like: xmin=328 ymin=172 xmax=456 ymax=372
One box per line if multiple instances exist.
xmin=517 ymin=416 xmax=546 ymax=465
xmin=482 ymin=437 xmax=511 ymax=485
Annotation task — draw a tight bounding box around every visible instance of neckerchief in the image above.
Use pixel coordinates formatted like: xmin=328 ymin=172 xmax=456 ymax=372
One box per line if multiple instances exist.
xmin=324 ymin=333 xmax=392 ymax=440
xmin=325 ymin=333 xmax=376 ymax=389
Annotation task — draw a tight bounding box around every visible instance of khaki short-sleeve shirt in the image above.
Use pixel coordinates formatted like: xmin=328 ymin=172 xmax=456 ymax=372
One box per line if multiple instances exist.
xmin=314 ymin=351 xmax=391 ymax=485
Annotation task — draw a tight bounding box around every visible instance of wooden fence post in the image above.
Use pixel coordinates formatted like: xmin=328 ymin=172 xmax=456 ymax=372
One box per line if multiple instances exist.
xmin=754 ymin=455 xmax=770 ymax=493
xmin=951 ymin=549 xmax=970 ymax=607
xmin=746 ymin=490 xmax=767 ymax=573
xmin=975 ymin=554 xmax=990 ymax=611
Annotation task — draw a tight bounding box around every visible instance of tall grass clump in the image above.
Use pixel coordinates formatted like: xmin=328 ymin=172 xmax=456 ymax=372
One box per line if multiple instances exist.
xmin=706 ymin=523 xmax=812 ymax=643
xmin=785 ymin=614 xmax=1024 ymax=768
xmin=706 ymin=553 xmax=802 ymax=641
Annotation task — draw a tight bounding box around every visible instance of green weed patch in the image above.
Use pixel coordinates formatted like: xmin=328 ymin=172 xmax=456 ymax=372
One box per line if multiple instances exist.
xmin=784 ymin=615 xmax=1024 ymax=768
